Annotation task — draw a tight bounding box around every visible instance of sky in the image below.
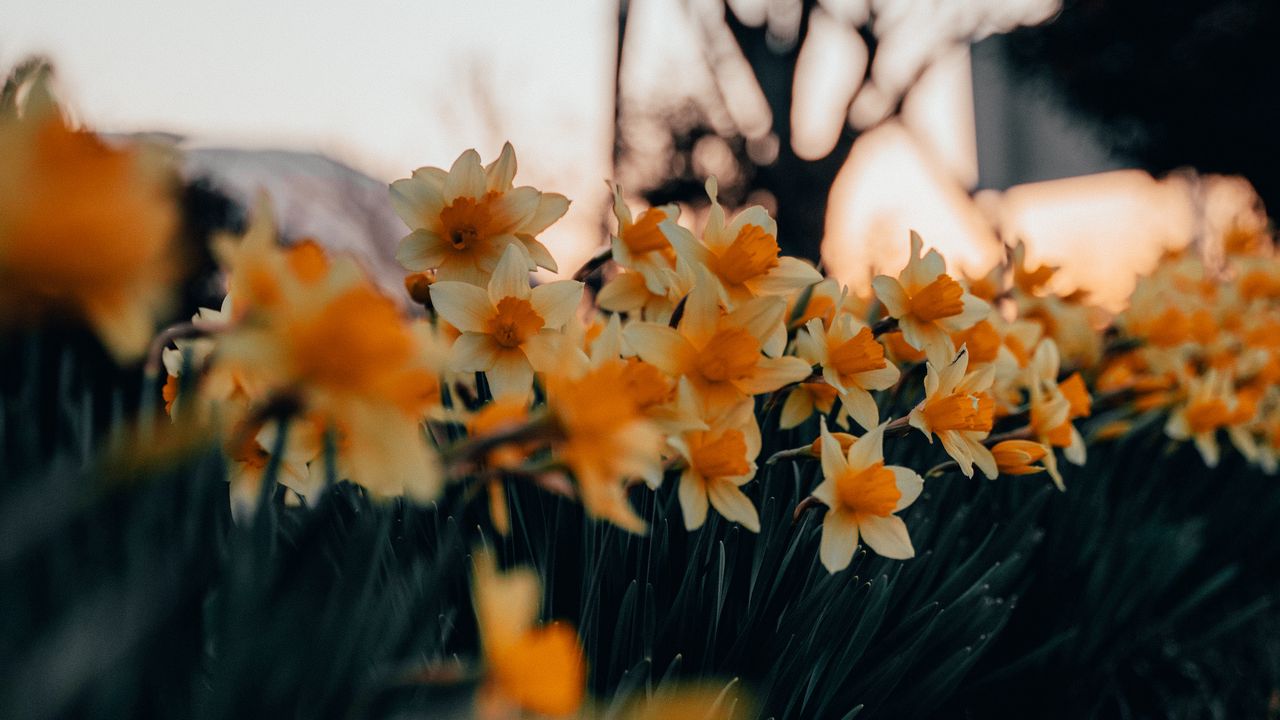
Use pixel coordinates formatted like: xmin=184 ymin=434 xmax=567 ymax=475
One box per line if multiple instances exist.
xmin=0 ymin=0 xmax=1248 ymax=309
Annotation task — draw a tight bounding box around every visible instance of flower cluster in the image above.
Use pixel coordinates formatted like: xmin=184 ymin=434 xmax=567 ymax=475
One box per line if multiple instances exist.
xmin=153 ymin=145 xmax=1123 ymax=581
xmin=1102 ymin=210 xmax=1280 ymax=470
xmin=20 ymin=105 xmax=1278 ymax=713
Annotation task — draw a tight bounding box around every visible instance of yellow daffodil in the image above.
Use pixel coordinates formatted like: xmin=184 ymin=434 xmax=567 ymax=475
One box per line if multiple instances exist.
xmin=471 ymin=552 xmax=585 ymax=718
xmin=668 ymin=398 xmax=762 ymax=532
xmin=544 ymin=359 xmax=664 ymax=532
xmin=608 ymin=184 xmax=683 ymax=298
xmin=908 ymin=348 xmax=998 ymax=479
xmin=871 ymin=231 xmax=990 ymax=366
xmin=812 ymin=419 xmax=924 ymax=571
xmin=392 ymin=142 xmax=568 ymax=285
xmin=216 ymin=235 xmax=443 ymax=502
xmin=666 ymin=177 xmax=821 ymax=307
xmin=430 ymin=244 xmax=584 ymax=400
xmin=796 ymin=315 xmax=899 ymax=430
xmin=1165 ymin=370 xmax=1239 ymax=467
xmin=1026 ymin=339 xmax=1090 ymax=488
xmin=624 ymin=268 xmax=810 ymax=414
xmin=0 ymin=78 xmax=179 ymax=360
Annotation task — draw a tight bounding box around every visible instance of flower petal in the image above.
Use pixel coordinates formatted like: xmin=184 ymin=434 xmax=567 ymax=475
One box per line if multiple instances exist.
xmin=819 ymin=418 xmax=850 ymax=481
xmin=752 ymin=257 xmax=822 ymax=296
xmin=487 ymin=351 xmax=535 ymax=400
xmin=597 ymin=272 xmax=651 ymax=312
xmin=847 ymin=421 xmax=886 ymax=470
xmin=858 ymin=514 xmax=915 ymax=559
xmin=523 ymin=192 xmax=570 ymax=235
xmin=390 ymin=177 xmax=444 ymax=230
xmin=734 ymin=356 xmax=811 ymax=395
xmin=488 ymin=244 xmax=533 ymax=303
xmin=485 ymin=141 xmax=518 ymax=191
xmin=522 ymin=331 xmax=563 ymax=371
xmin=708 ymin=480 xmax=761 ymax=532
xmin=429 ymin=281 xmax=493 ymax=332
xmin=890 ymin=466 xmax=924 ymax=510
xmin=530 ymin=280 xmax=585 ymax=330
xmin=678 ymin=469 xmax=709 ymax=530
xmin=840 ymin=387 xmax=880 ymax=432
xmin=444 ymin=149 xmax=486 ymax=202
xmin=819 ymin=510 xmax=859 ymax=572
xmin=625 ymin=322 xmax=695 ymax=376
xmin=871 ymin=276 xmax=909 ymax=318
xmin=520 ymin=235 xmax=559 ymax=273
xmin=450 ymin=333 xmax=500 ymax=372
xmin=396 ymin=229 xmax=449 ymax=271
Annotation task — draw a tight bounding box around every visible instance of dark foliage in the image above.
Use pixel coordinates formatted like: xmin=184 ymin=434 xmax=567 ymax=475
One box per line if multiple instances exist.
xmin=1004 ymin=0 xmax=1280 ymax=212
xmin=3 ymin=334 xmax=1278 ymax=719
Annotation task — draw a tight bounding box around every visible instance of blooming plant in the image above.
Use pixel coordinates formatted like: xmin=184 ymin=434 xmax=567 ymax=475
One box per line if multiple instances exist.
xmin=5 ymin=66 xmax=1280 ymax=719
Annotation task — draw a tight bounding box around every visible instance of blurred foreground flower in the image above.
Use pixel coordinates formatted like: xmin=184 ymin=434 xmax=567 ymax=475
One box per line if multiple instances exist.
xmin=472 ymin=552 xmax=585 ymax=718
xmin=0 ymin=68 xmax=179 ymax=360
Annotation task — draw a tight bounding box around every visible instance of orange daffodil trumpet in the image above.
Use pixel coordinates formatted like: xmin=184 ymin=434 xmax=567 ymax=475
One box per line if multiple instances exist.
xmin=871 ymin=231 xmax=989 ymax=367
xmin=431 ymin=243 xmax=584 ymax=400
xmin=471 ymin=551 xmax=585 ymax=718
xmin=812 ymin=419 xmax=924 ymax=571
xmin=392 ymin=142 xmax=568 ymax=286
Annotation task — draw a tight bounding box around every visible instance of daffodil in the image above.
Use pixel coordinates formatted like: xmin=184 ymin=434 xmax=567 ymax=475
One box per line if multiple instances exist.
xmin=871 ymin=231 xmax=989 ymax=366
xmin=216 ymin=235 xmax=443 ymax=502
xmin=544 ymin=359 xmax=664 ymax=532
xmin=471 ymin=552 xmax=585 ymax=718
xmin=796 ymin=315 xmax=899 ymax=430
xmin=624 ymin=268 xmax=810 ymax=414
xmin=1026 ymin=339 xmax=1089 ymax=488
xmin=666 ymin=177 xmax=821 ymax=306
xmin=907 ymin=349 xmax=998 ymax=479
xmin=430 ymin=244 xmax=583 ymax=400
xmin=0 ymin=76 xmax=179 ymax=360
xmin=608 ymin=185 xmax=683 ymax=296
xmin=1165 ymin=370 xmax=1239 ymax=467
xmin=392 ymin=143 xmax=568 ymax=285
xmin=668 ymin=399 xmax=762 ymax=532
xmin=811 ymin=420 xmax=923 ymax=571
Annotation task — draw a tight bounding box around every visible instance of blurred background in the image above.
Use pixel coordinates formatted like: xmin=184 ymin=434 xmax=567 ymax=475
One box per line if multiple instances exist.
xmin=3 ymin=0 xmax=1275 ymax=311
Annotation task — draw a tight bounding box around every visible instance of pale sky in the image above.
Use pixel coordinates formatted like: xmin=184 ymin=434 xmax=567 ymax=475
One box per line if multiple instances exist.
xmin=1 ymin=0 xmax=1243 ymax=308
